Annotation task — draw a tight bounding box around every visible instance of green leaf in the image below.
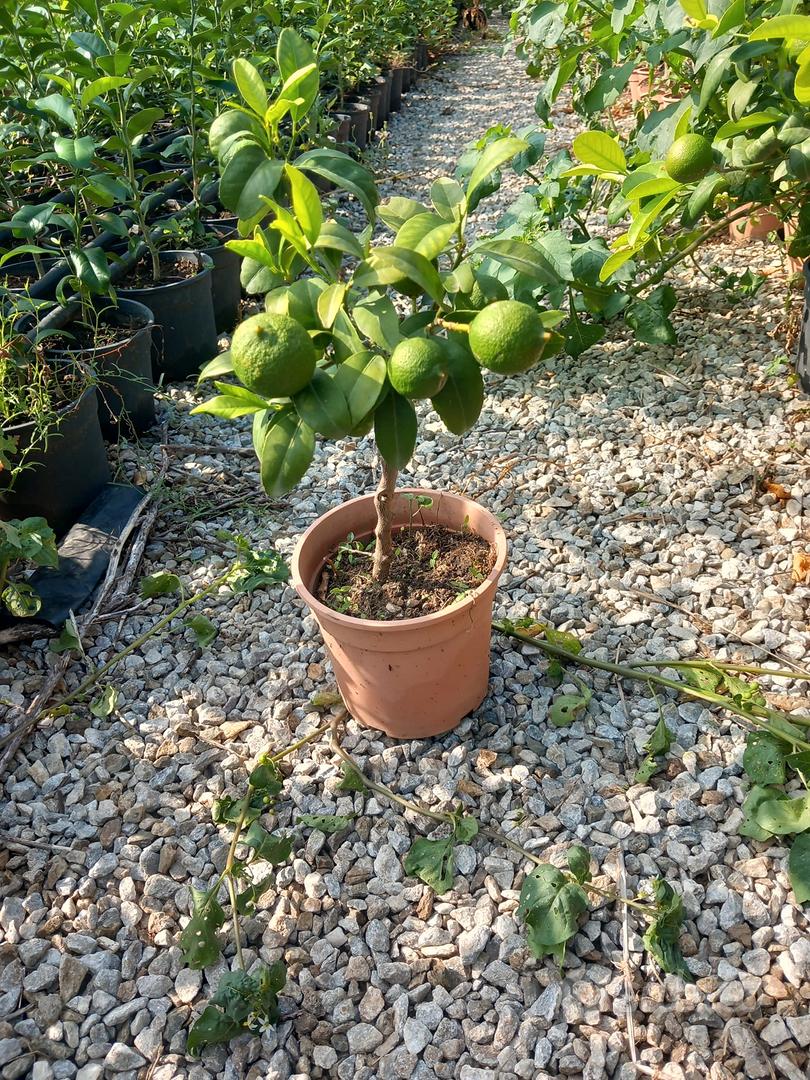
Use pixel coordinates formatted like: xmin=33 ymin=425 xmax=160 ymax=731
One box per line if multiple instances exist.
xmin=354 ymin=248 xmax=444 ymax=304
xmin=337 ymin=762 xmax=367 ymax=793
xmin=258 ymin=410 xmax=315 ymax=497
xmin=431 ymin=350 xmax=484 ymax=435
xmin=220 ymin=146 xmax=283 ymax=224
xmin=475 ymin=238 xmax=564 ymax=286
xmin=184 ymin=614 xmax=218 ymax=648
xmin=181 ymin=886 xmax=225 ymax=969
xmin=316 ymin=283 xmax=346 ymax=330
xmin=296 ymin=148 xmax=379 ymax=222
xmin=90 ymin=685 xmax=118 ymax=718
xmin=786 ymin=751 xmax=810 ymax=787
xmin=431 ymin=177 xmax=466 ymax=222
xmin=233 ymin=58 xmax=268 ymax=116
xmin=643 ymin=878 xmax=693 ymax=981
xmin=566 ymin=844 xmax=592 ymax=884
xmin=378 ymin=196 xmax=430 ymax=232
xmin=352 ymin=294 xmax=401 ymax=351
xmin=519 ymin=864 xmax=588 ymax=961
xmin=243 ymin=824 xmax=294 ymax=862
xmin=646 ymin=714 xmax=674 ymax=758
xmin=625 ymin=285 xmax=678 ymax=345
xmin=721 ymin=672 xmax=766 ymax=708
xmin=740 ymin=785 xmax=781 ymax=840
xmin=191 ymin=392 xmax=266 ymax=419
xmin=404 ymin=836 xmax=454 ymax=893
xmin=197 ymin=352 xmax=235 ymax=384
xmin=452 ymin=815 xmax=479 ymax=843
xmin=187 ymin=1005 xmax=242 ymax=1054
xmin=789 ymin=833 xmax=810 ymax=904
xmin=80 ymin=75 xmax=131 ymax=108
xmin=126 ymin=107 xmax=164 ymax=140
xmin=248 ymin=759 xmax=284 ymax=795
xmin=743 ymin=731 xmax=787 ymax=787
xmin=297 ymin=814 xmax=353 ymax=835
xmin=572 ymin=131 xmax=627 ymax=174
xmin=374 ymin=391 xmax=417 ymax=470
xmin=49 ymin=617 xmax=81 ymax=654
xmin=1 ymin=582 xmax=42 ymax=618
xmin=285 ymin=164 xmax=322 ymax=245
xmin=235 ymin=874 xmax=276 ymax=915
xmin=277 ymin=28 xmax=319 ymax=119
xmin=549 ymin=680 xmax=592 ymax=727
xmin=683 ymin=666 xmax=722 ymax=693
xmin=749 ymin=15 xmax=810 ymax=41
xmin=334 ymin=351 xmax=388 ymax=426
xmin=53 ymin=136 xmax=95 ymax=170
xmin=140 ymin=571 xmax=182 ymax=599
xmin=544 ymin=626 xmax=582 ymax=654
xmin=678 ymin=0 xmax=707 ymax=18
xmin=34 ymin=93 xmax=76 ymax=131
xmin=563 ymin=316 xmax=604 ymax=359
xmin=466 ymin=136 xmax=529 ymax=204
xmin=752 ymin=793 xmax=810 ymax=836
xmin=314 ymin=220 xmax=365 ymax=260
xmin=294 ymin=370 xmax=352 ymax=438
xmin=635 ymin=755 xmax=665 ymax=784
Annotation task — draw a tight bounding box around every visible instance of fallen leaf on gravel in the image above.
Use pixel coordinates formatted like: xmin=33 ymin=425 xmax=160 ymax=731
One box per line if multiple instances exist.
xmin=763 ymin=479 xmax=791 ymax=502
xmin=475 ymin=749 xmax=497 ymax=772
xmin=792 ymin=552 xmax=810 ymax=582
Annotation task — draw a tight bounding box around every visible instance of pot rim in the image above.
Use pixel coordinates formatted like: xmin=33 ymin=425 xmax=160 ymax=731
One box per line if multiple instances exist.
xmin=47 ymin=298 xmax=155 ymax=360
xmin=3 ymin=384 xmax=96 ymax=435
xmin=291 ymin=487 xmax=508 ymax=632
xmin=116 ymin=249 xmax=213 ymax=294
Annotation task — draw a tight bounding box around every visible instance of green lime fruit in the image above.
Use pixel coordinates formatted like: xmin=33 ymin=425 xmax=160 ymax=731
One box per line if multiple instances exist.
xmin=664 ymin=134 xmax=714 ymax=184
xmin=462 ymin=273 xmax=509 ymax=310
xmin=431 ymin=338 xmax=484 ymax=435
xmin=388 ymin=337 xmax=447 ymax=398
xmin=231 ymin=312 xmax=316 ymax=398
xmin=468 ymin=300 xmax=549 ymax=375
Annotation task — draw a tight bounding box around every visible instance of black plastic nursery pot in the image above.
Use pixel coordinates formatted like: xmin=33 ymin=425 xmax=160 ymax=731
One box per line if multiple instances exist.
xmin=51 ymin=300 xmax=157 ymax=440
xmin=796 ymin=258 xmax=810 ymax=394
xmin=0 ymin=255 xmax=59 ymax=298
xmin=373 ymin=74 xmax=391 ymax=125
xmin=116 ymin=249 xmax=217 ymax=382
xmin=200 ymin=220 xmax=242 ymax=334
xmin=344 ymin=102 xmax=371 ymax=149
xmin=389 ymin=67 xmax=404 ymax=112
xmin=1 ymin=388 xmax=111 ymax=537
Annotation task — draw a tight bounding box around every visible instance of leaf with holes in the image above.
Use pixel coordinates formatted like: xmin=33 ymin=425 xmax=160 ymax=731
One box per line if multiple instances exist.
xmin=140 ymin=571 xmax=182 ymax=599
xmin=519 ymin=863 xmax=588 ymax=963
xmin=549 ymin=680 xmax=592 ymax=727
xmin=743 ymin=731 xmax=787 ymax=787
xmin=297 ymin=814 xmax=353 ymax=835
xmin=404 ymin=836 xmax=455 ymax=894
xmin=181 ymin=887 xmax=225 ymax=969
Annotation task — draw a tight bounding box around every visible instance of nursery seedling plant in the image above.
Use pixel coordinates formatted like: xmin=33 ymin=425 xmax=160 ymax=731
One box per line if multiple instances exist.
xmin=196 ymin=50 xmax=564 ymax=588
xmin=0 ymin=516 xmax=58 ymax=617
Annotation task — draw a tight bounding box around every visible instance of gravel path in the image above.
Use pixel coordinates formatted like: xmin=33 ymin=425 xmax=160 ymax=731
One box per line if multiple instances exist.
xmin=2 ymin=22 xmax=810 ymax=1080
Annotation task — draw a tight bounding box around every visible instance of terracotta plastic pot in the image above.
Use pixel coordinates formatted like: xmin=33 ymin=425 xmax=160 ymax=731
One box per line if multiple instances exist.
xmin=291 ymin=488 xmax=508 ymax=739
xmin=728 ymin=205 xmax=781 ymax=245
xmin=782 ymin=216 xmax=804 ymax=274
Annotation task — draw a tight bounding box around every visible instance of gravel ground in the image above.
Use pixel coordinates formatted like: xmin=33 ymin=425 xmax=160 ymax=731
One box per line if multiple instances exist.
xmin=2 ymin=21 xmax=810 ymax=1080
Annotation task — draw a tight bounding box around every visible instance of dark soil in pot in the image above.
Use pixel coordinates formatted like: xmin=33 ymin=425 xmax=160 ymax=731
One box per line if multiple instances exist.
xmin=1 ymin=387 xmax=110 ymax=536
xmin=0 ymin=256 xmax=60 ymax=296
xmin=316 ymin=523 xmax=495 ymax=620
xmin=115 ymin=249 xmax=217 ymax=381
xmin=45 ymin=300 xmax=156 ymax=439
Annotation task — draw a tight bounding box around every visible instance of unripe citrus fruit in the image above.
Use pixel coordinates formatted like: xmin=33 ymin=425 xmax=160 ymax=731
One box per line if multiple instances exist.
xmin=231 ymin=312 xmax=316 ymax=399
xmin=388 ymin=337 xmax=446 ymax=398
xmin=468 ymin=300 xmax=549 ymax=375
xmin=664 ymin=134 xmax=714 ymax=184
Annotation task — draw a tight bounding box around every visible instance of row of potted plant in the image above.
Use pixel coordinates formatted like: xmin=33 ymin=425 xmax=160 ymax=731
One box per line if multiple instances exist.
xmin=0 ymin=16 xmax=440 ymax=544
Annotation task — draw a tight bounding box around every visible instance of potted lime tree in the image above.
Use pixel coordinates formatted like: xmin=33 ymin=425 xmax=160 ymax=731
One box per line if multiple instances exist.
xmin=195 ymin=58 xmax=562 ymax=739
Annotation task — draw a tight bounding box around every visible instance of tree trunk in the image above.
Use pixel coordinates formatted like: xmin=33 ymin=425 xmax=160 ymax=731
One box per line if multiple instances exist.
xmin=372 ymin=459 xmax=398 ymax=583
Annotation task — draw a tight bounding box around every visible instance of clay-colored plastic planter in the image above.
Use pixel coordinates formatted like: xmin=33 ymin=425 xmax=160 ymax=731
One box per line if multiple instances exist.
xmin=291 ymin=488 xmax=508 ymax=740
xmin=728 ymin=205 xmax=781 ymax=245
